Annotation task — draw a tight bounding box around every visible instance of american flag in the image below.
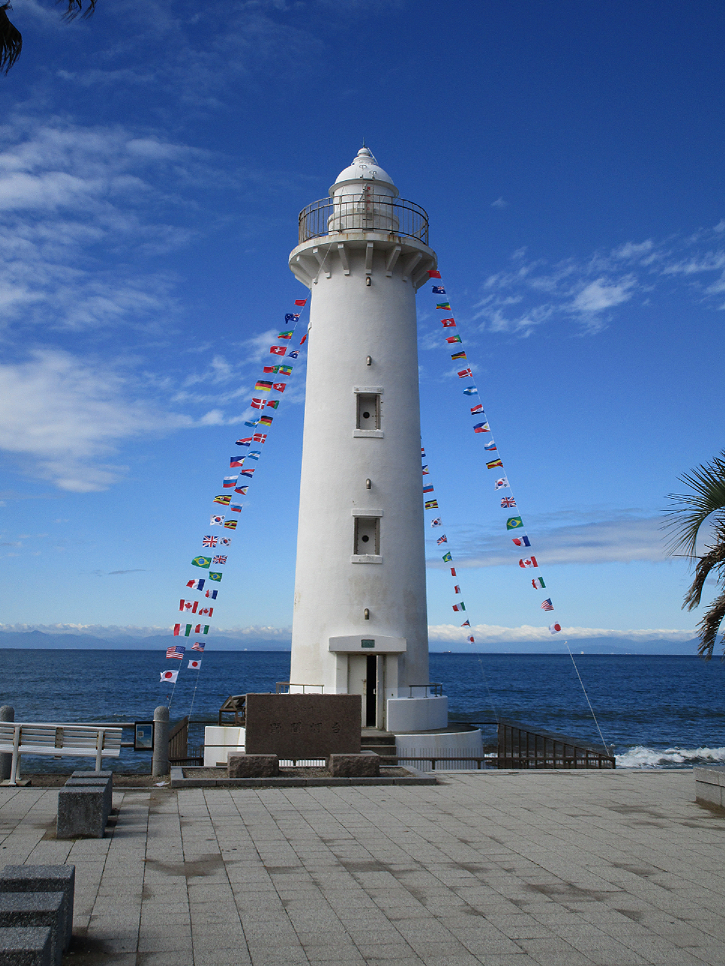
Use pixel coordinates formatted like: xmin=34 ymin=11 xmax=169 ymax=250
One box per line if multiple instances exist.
xmin=202 ymin=535 xmax=218 ymax=548
xmin=541 ymin=599 xmax=554 ymax=612
xmin=191 ymin=642 xmax=205 ymax=652
xmin=212 ymin=555 xmax=227 ymax=565
xmin=166 ymin=645 xmax=185 ymax=659
xmin=500 ymin=496 xmax=517 ymax=508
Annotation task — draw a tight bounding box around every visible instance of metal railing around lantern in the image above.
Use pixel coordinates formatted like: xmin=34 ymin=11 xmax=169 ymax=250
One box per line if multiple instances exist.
xmin=298 ymin=194 xmax=430 ymax=245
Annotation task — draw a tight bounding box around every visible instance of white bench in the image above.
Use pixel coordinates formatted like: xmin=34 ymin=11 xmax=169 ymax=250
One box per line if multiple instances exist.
xmin=0 ymin=723 xmax=122 ymax=786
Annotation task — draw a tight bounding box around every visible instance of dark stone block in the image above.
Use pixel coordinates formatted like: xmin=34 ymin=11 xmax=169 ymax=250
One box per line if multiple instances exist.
xmin=56 ymin=788 xmax=105 ymax=839
xmin=0 ymin=868 xmax=74 ymax=954
xmin=0 ymin=894 xmax=63 ymax=966
xmin=245 ymin=694 xmax=361 ymax=759
xmin=327 ymin=753 xmax=380 ymax=777
xmin=227 ymin=754 xmax=279 ymax=778
xmin=0 ymin=926 xmax=52 ymax=965
xmin=64 ymin=776 xmax=112 ymax=826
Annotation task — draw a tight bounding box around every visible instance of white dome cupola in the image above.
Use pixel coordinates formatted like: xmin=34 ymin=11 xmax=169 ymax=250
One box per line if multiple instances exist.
xmin=329 ymin=146 xmax=399 ymax=199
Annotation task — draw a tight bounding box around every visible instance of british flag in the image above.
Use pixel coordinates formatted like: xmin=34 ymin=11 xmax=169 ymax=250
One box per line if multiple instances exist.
xmin=212 ymin=555 xmax=227 ymax=565
xmin=202 ymin=535 xmax=218 ymax=548
xmin=500 ymin=497 xmax=517 ymax=508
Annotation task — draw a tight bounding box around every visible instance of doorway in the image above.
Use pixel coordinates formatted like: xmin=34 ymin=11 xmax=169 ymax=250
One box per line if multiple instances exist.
xmin=365 ymin=654 xmax=377 ymax=726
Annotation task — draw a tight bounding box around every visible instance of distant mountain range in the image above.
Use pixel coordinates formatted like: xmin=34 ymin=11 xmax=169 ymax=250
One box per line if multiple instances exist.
xmin=0 ymin=629 xmax=699 ymax=655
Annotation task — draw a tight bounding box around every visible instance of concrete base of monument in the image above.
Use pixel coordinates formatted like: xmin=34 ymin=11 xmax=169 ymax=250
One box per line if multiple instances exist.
xmin=387 ymin=694 xmax=448 ymax=732
xmin=394 ymin=726 xmax=484 ymax=772
xmin=169 ymin=765 xmax=437 ymax=788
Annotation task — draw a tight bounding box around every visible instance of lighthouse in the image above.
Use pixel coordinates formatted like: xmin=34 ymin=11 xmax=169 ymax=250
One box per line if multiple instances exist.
xmin=288 ymin=147 xmax=448 ymax=733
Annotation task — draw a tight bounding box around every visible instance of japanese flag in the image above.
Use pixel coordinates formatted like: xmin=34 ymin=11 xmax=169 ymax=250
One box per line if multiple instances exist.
xmin=160 ymin=669 xmax=178 ymax=683
xmin=188 ymin=660 xmax=202 ymax=670
xmin=549 ymin=623 xmax=562 ymax=634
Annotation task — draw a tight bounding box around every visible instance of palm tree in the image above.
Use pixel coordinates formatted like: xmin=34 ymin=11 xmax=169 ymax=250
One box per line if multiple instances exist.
xmin=665 ymin=451 xmax=725 ymax=658
xmin=1 ymin=0 xmax=95 ymax=74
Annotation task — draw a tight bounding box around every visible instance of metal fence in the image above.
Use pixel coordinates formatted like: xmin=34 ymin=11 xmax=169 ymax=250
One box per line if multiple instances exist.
xmin=497 ymin=719 xmax=615 ymax=769
xmin=298 ymin=193 xmax=429 ymax=245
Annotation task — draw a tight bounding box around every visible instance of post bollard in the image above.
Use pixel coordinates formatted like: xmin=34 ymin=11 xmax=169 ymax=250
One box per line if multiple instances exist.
xmin=0 ymin=706 xmax=13 ymax=781
xmin=152 ymin=706 xmax=170 ymax=777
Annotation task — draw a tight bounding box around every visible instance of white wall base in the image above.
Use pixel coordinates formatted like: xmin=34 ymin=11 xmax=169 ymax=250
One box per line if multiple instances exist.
xmin=387 ymin=695 xmax=448 ymax=732
xmin=203 ymin=726 xmax=245 ymax=767
xmin=395 ymin=729 xmax=483 ymax=772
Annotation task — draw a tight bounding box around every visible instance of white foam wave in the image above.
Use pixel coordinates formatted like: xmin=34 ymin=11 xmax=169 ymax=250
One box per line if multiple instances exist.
xmin=616 ymin=745 xmax=725 ymax=768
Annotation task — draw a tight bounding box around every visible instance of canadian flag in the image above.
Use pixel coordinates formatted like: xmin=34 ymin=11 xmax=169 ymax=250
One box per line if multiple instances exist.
xmin=198 ymin=606 xmax=213 ymax=618
xmin=160 ymin=669 xmax=178 ymax=683
xmin=188 ymin=659 xmax=202 ymax=670
xmin=179 ymin=599 xmax=198 ymax=613
xmin=519 ymin=557 xmax=538 ymax=569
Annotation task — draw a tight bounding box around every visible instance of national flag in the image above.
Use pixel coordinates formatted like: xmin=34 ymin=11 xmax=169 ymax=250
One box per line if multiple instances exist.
xmin=192 ymin=555 xmax=212 ymax=568
xmin=506 ymin=516 xmax=524 ymax=530
xmin=194 ymin=624 xmax=210 ymax=634
xmin=220 ymin=537 xmax=232 ymax=546
xmin=494 ymin=477 xmax=509 ymax=489
xmin=240 ymin=468 xmax=254 ymax=478
xmin=160 ymin=669 xmax=178 ymax=683
xmin=266 ymin=399 xmax=279 ymax=409
xmin=284 ymin=314 xmax=298 ymax=324
xmin=213 ymin=494 xmax=231 ymax=505
xmin=259 ymin=414 xmax=273 ymax=426
xmin=172 ymin=624 xmax=191 ymax=637
xmin=223 ymin=520 xmax=237 ymax=529
xmin=421 ymin=447 xmax=426 ymax=456
xmin=299 ymin=334 xmax=307 ymax=344
xmin=437 ymin=535 xmax=447 ymax=545
xmin=186 ymin=579 xmax=205 ymax=590
xmin=294 ymin=298 xmax=307 ymax=306
xmin=461 ymin=619 xmax=470 ymax=626
xmin=512 ymin=535 xmax=531 ymax=548
xmin=205 ymin=589 xmax=218 ymax=599
xmin=278 ymin=331 xmax=294 ymax=340
xmin=432 ymin=285 xmax=446 ymax=294
xmin=245 ymin=418 xmax=259 ymax=426
xmin=223 ymin=476 xmax=237 ymax=487
xmin=202 ymin=535 xmax=218 ymax=548
xmin=210 ymin=515 xmax=225 ymax=526
xmin=182 ymin=625 xmax=192 ymax=637
xmin=270 ymin=346 xmax=286 ymax=356
xmin=467 ymin=635 xmax=475 ymax=644
xmin=247 ymin=450 xmax=261 ymax=461
xmin=212 ymin=555 xmax=227 ymax=565
xmin=209 ymin=571 xmax=223 ymax=581
xmin=532 ymin=577 xmax=546 ymax=589
xmin=458 ymin=368 xmax=473 ymax=378
xmin=278 ymin=365 xmax=293 ymax=376
xmin=235 ymin=438 xmax=252 ymax=447
xmin=288 ymin=350 xmax=299 ymax=360
xmin=229 ymin=502 xmax=243 ymax=513
xmin=251 ymin=398 xmax=265 ymax=409
xmin=263 ymin=365 xmax=280 ymax=374
xmin=470 ymin=404 xmax=484 ymax=414
xmin=462 ymin=386 xmax=477 ymax=395
xmin=519 ymin=557 xmax=538 ymax=569
xmin=423 ymin=485 xmax=434 ymax=494
xmin=541 ymin=599 xmax=554 ymax=611
xmin=428 ymin=269 xmax=442 ymax=279
xmin=454 ymin=585 xmax=460 ymax=594
xmin=198 ymin=606 xmax=214 ymax=617
xmin=549 ymin=623 xmax=562 ymax=634
xmin=422 ymin=465 xmax=429 ymax=475
xmin=446 ymin=335 xmax=462 ymax=344
xmin=452 ymin=602 xmax=466 ymax=612
xmin=486 ymin=458 xmax=503 ymax=469
xmin=188 ymin=660 xmax=202 ymax=670
xmin=450 ymin=568 xmax=456 ymax=576
xmin=442 ymin=552 xmax=452 ymax=562
xmin=451 ymin=351 xmax=467 ymax=361
xmin=272 ymin=382 xmax=286 ymax=392
xmin=255 ymin=380 xmax=273 ymax=391
xmin=431 ymin=518 xmax=442 ymax=527
xmin=474 ymin=423 xmax=491 ymax=434
xmin=501 ymin=497 xmax=517 ymax=508
xmin=179 ymin=600 xmax=198 ymax=613
xmin=436 ymin=302 xmax=452 ymax=310
xmin=167 ymin=645 xmax=185 ymax=659
xmin=234 ymin=485 xmax=248 ymax=496
xmin=441 ymin=318 xmax=456 ymax=327
xmin=253 ymin=433 xmax=267 ymax=443
xmin=484 ymin=440 xmax=497 ymax=451
xmin=191 ymin=641 xmax=205 ymax=651
xmin=425 ymin=500 xmax=439 ymax=509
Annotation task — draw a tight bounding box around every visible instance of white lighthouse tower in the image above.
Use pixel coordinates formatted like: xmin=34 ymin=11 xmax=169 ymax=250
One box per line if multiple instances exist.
xmin=288 ymin=147 xmax=448 ymax=733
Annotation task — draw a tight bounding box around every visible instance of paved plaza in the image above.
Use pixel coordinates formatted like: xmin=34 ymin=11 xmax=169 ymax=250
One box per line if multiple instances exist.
xmin=1 ymin=770 xmax=724 ymax=965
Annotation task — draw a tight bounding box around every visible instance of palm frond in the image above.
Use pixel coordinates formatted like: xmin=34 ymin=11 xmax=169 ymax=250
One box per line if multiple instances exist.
xmin=696 ymin=585 xmax=725 ymax=660
xmin=663 ymin=450 xmax=725 ymax=558
xmin=683 ymin=534 xmax=725 ymax=611
xmin=60 ymin=0 xmax=96 ymax=22
xmin=0 ymin=3 xmax=21 ymax=75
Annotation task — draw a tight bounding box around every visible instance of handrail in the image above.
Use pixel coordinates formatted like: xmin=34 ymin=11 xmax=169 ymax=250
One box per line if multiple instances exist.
xmin=298 ymin=194 xmax=429 ymax=245
xmin=497 ymin=719 xmax=615 ymax=769
xmin=276 ymin=682 xmax=325 ymax=694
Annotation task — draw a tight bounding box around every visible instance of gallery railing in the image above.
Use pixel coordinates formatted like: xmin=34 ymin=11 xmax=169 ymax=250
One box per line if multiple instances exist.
xmin=298 ymin=194 xmax=429 ymax=245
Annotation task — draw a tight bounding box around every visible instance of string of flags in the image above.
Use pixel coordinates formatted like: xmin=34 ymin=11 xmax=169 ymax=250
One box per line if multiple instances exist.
xmin=425 ymin=270 xmax=562 ymax=637
xmin=160 ymin=297 xmax=310 ymax=697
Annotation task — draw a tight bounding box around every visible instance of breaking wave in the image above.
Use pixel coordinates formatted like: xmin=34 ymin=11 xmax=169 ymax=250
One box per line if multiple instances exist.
xmin=615 ymin=745 xmax=725 ymax=768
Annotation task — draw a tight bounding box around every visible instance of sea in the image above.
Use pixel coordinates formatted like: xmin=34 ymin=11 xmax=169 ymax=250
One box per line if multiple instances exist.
xmin=2 ymin=650 xmax=724 ymax=772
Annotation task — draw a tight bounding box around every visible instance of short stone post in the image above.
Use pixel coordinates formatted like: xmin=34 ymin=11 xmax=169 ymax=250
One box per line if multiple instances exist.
xmin=0 ymin=705 xmax=14 ymax=781
xmin=152 ymin=706 xmax=170 ymax=777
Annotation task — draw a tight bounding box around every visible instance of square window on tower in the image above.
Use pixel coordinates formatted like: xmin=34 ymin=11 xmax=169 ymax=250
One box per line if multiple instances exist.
xmin=354 ymin=516 xmax=380 ymax=555
xmin=356 ymin=393 xmax=380 ymax=430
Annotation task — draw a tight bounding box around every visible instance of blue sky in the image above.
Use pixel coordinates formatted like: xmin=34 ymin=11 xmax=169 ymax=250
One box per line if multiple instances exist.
xmin=1 ymin=0 xmax=724 ymax=652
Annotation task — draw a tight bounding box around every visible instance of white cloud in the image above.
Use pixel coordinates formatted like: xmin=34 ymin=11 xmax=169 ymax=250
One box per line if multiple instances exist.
xmin=427 ymin=624 xmax=695 ymax=644
xmin=491 ymin=197 xmax=508 ymax=209
xmin=571 ymin=276 xmax=635 ymax=313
